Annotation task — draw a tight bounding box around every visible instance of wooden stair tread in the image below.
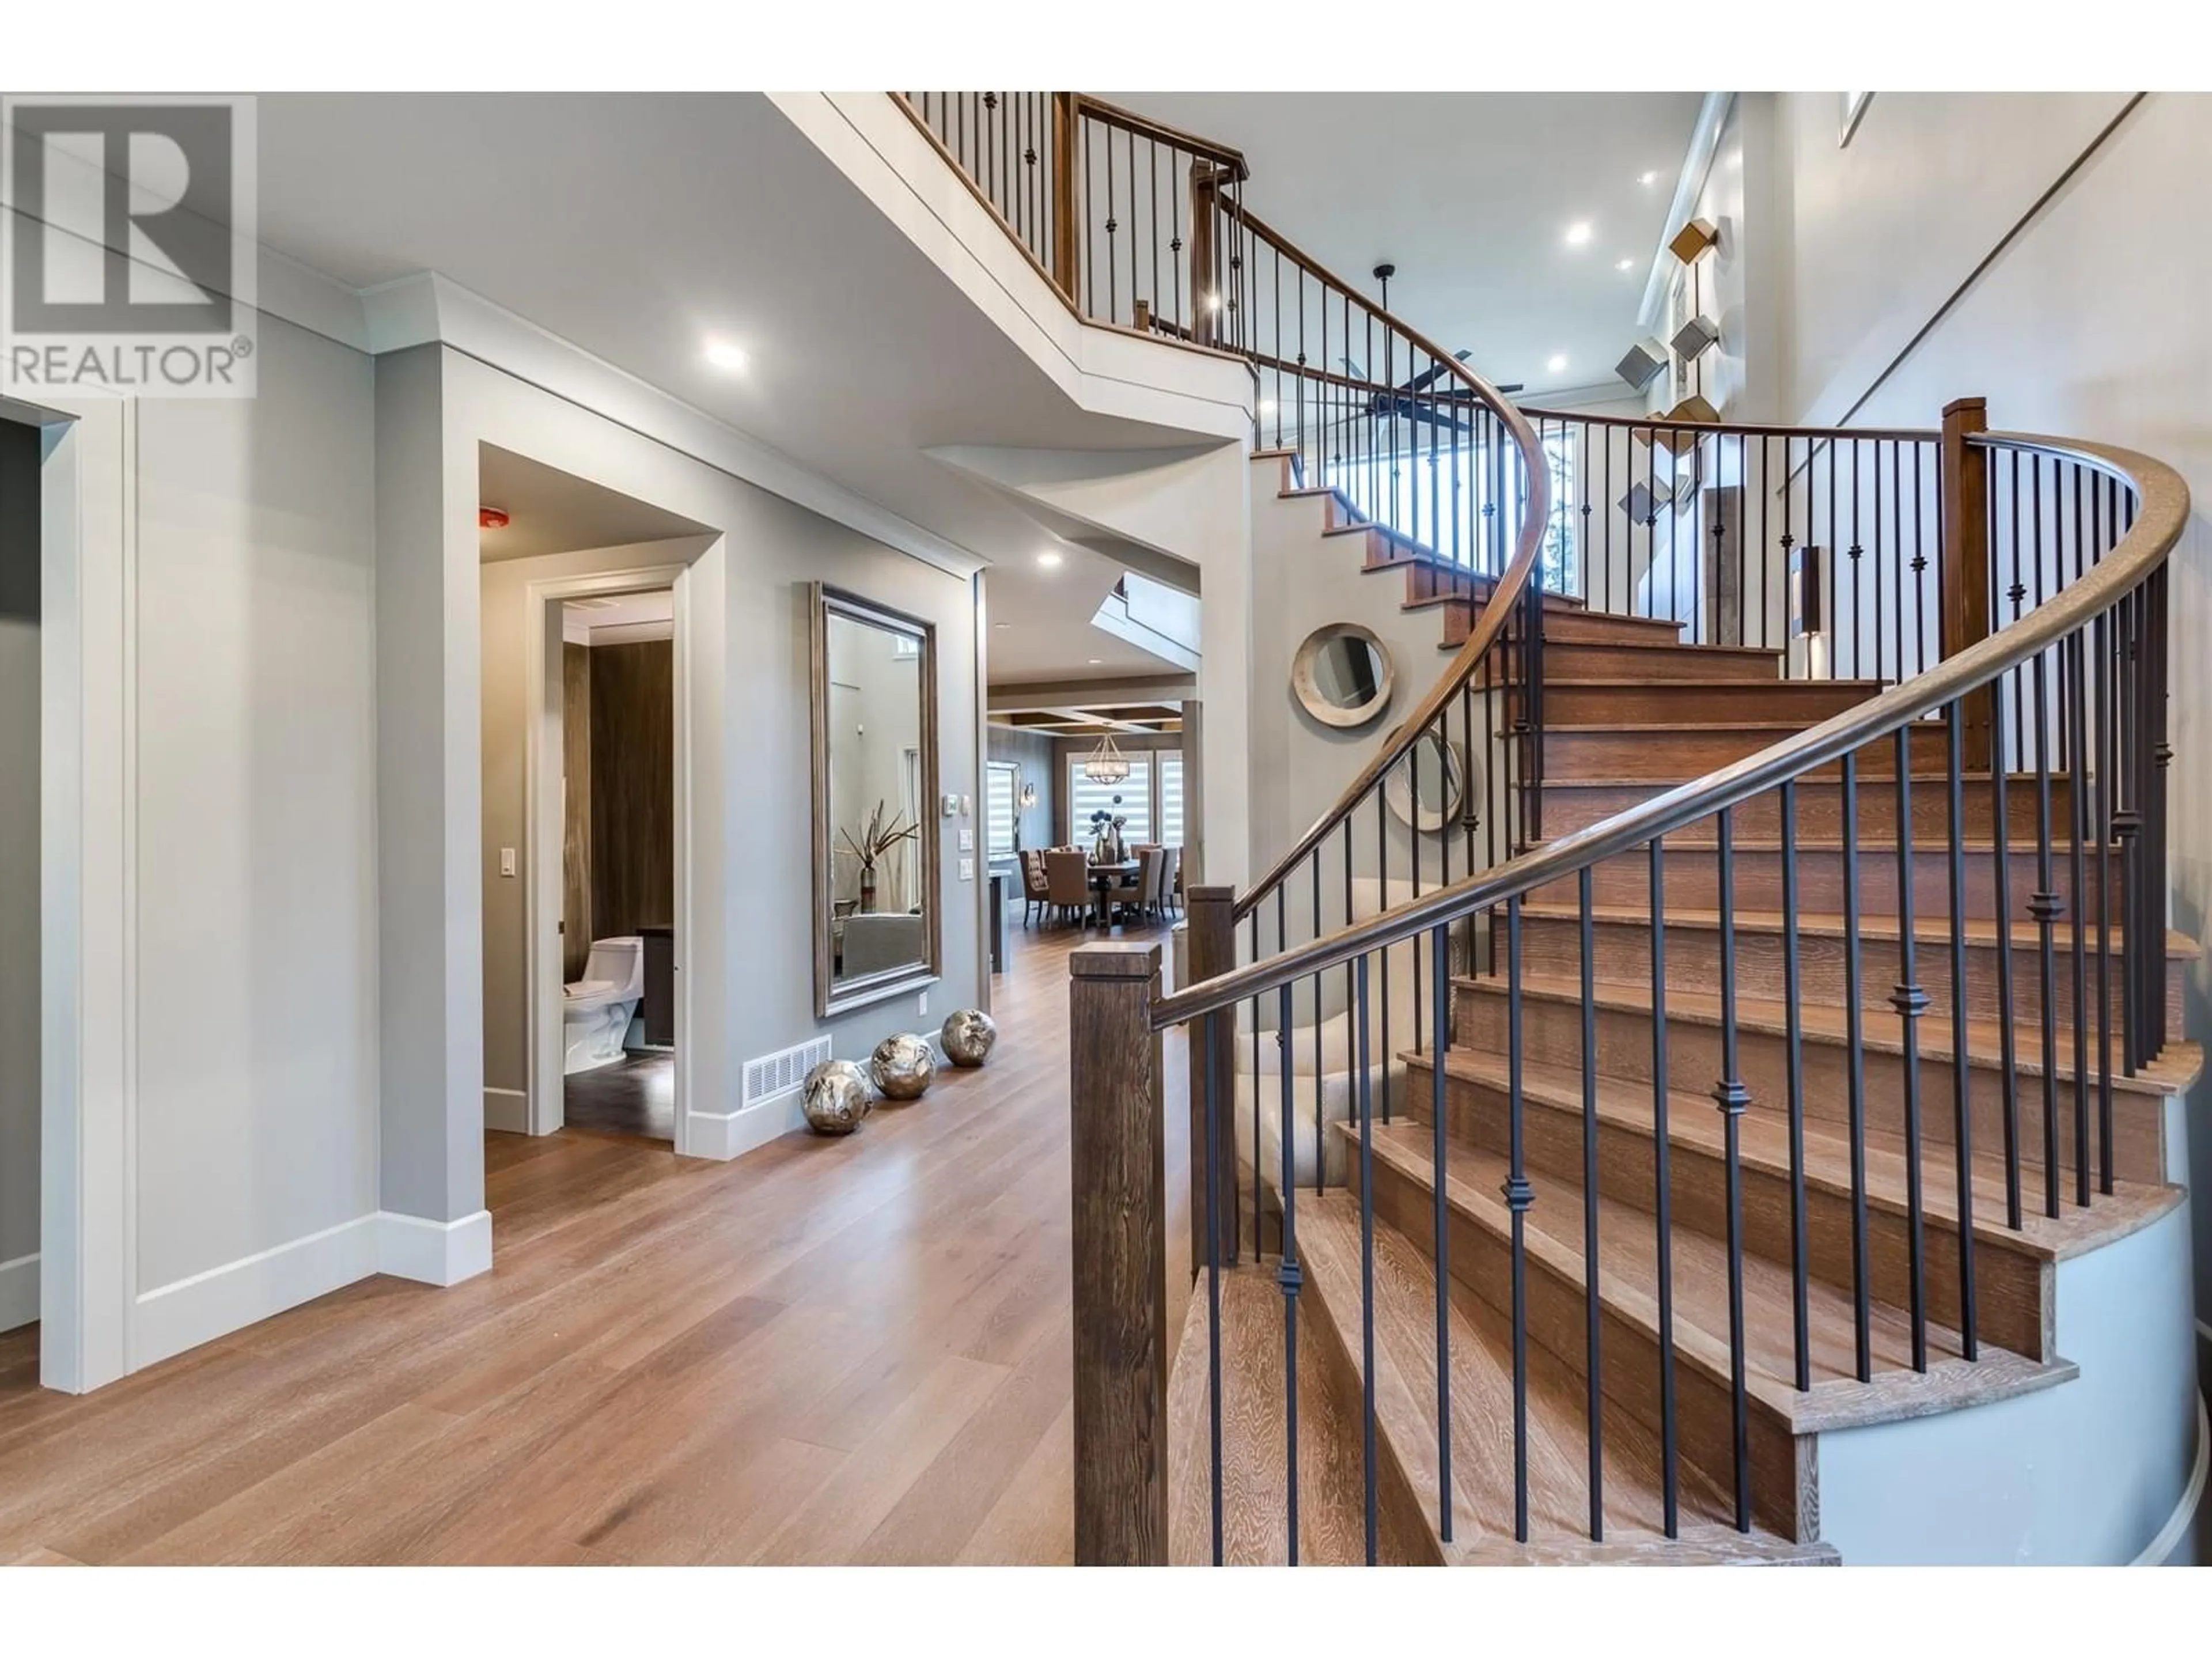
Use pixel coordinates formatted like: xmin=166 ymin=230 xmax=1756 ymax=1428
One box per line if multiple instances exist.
xmin=1534 ymin=833 xmax=2117 ymax=856
xmin=1527 ymin=677 xmax=1885 ymax=694
xmin=1516 ymin=899 xmax=2196 ymax=961
xmin=1166 ymin=1264 xmax=1402 ymax=1564
xmin=1344 ymin=1120 xmax=2077 ymax=1436
xmin=1296 ymin=1195 xmax=1835 ymax=1563
xmin=1414 ymin=1048 xmax=2184 ymax=1262
xmin=1453 ymin=970 xmax=2204 ymax=1099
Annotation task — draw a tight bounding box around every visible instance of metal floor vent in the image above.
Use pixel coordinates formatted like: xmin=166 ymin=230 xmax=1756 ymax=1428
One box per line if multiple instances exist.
xmin=742 ymin=1036 xmax=832 ymax=1111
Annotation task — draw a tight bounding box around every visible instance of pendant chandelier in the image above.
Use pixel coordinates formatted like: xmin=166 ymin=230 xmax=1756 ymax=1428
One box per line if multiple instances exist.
xmin=1081 ymin=731 xmax=1131 ymax=785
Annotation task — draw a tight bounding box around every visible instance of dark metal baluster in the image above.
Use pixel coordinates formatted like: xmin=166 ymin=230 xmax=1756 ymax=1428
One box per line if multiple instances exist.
xmin=1355 ymin=955 xmax=1378 ymax=1566
xmin=1711 ymin=810 xmax=1752 ymax=1529
xmin=1312 ymin=858 xmax=1325 ymax=1194
xmin=2067 ymin=630 xmax=2092 ymax=1208
xmin=1991 ymin=737 xmax=2023 ymax=1229
xmin=1892 ymin=732 xmax=1929 ymax=1371
xmin=1203 ymin=1015 xmax=1225 ymax=1565
xmin=1944 ymin=703 xmax=1980 ymax=1359
xmin=2093 ymin=605 xmax=2115 ymax=1192
xmin=2030 ymin=480 xmax=2063 ymax=1220
xmin=1577 ymin=867 xmax=1604 ymax=1540
xmin=1779 ymin=781 xmax=1812 ymax=1390
xmin=1251 ymin=914 xmax=1263 ymax=1253
xmin=1430 ymin=923 xmax=1454 ymax=1543
xmin=1380 ymin=796 xmax=1392 ymax=1125
xmin=1277 ymin=982 xmax=1301 ymax=1565
xmin=1504 ymin=898 xmax=1532 ymax=1543
xmin=1648 ymin=837 xmax=1679 ymax=1536
xmin=1840 ymin=752 xmax=1873 ymax=1381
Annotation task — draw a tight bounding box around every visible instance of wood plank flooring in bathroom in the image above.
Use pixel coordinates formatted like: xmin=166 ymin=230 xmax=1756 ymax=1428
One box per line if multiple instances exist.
xmin=0 ymin=915 xmax=1185 ymax=1566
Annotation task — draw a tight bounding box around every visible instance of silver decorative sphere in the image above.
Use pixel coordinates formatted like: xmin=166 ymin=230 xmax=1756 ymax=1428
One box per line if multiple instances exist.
xmin=802 ymin=1059 xmax=874 ymax=1136
xmin=941 ymin=1008 xmax=998 ymax=1067
xmin=870 ymin=1033 xmax=936 ymax=1100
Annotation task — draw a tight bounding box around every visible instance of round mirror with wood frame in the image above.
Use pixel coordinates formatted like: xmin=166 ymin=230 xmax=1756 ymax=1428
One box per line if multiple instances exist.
xmin=1291 ymin=622 xmax=1395 ymax=730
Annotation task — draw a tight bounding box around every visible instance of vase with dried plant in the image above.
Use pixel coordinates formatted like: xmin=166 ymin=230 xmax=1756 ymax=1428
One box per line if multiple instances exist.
xmin=842 ymin=800 xmax=919 ymax=914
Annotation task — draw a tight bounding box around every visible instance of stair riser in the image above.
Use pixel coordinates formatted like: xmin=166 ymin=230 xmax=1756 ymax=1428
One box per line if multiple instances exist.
xmin=1513 ymin=683 xmax=1880 ymax=728
xmin=1407 ymin=1063 xmax=2051 ymax=1361
xmin=1440 ymin=604 xmax=1682 ymax=649
xmin=1542 ymin=725 xmax=1950 ymax=781
xmin=1540 ymin=777 xmax=2070 ymax=840
xmin=1453 ymin=988 xmax=2166 ymax=1185
xmin=1536 ymin=843 xmax=2123 ymax=923
xmin=1529 ymin=642 xmax=1782 ymax=684
xmin=1516 ymin=913 xmax=2172 ymax=1033
xmin=1364 ymin=1150 xmax=1813 ymax=1541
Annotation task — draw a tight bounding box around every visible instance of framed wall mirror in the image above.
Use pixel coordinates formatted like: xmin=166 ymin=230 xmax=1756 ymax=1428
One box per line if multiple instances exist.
xmin=810 ymin=584 xmax=941 ymax=1017
xmin=1292 ymin=621 xmax=1395 ymax=730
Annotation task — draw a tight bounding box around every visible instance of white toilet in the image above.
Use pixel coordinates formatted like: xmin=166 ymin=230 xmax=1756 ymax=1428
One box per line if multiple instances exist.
xmin=563 ymin=936 xmax=645 ymax=1074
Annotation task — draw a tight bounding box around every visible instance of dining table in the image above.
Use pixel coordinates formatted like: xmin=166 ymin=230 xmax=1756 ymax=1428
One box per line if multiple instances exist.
xmin=1086 ymin=859 xmax=1141 ymax=927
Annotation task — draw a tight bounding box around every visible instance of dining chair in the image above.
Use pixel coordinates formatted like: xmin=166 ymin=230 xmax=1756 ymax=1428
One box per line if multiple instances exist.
xmin=1044 ymin=849 xmax=1092 ymax=927
xmin=1019 ymin=850 xmax=1051 ymax=927
xmin=1160 ymin=846 xmax=1181 ymax=918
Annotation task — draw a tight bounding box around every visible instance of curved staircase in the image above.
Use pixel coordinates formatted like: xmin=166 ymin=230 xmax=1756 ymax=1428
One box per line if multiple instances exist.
xmin=895 ymin=89 xmax=2202 ymax=1567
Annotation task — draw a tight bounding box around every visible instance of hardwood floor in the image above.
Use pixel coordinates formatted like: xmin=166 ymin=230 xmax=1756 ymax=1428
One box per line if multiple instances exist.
xmin=0 ymin=919 xmax=1183 ymax=1566
xmin=562 ymin=1051 xmax=676 ymax=1143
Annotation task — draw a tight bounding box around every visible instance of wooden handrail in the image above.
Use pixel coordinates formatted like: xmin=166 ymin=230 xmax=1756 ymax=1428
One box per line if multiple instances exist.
xmin=1515 ymin=404 xmax=1939 ymax=445
xmin=1152 ymin=432 xmax=2188 ymax=1028
xmin=1226 ymin=206 xmax=1549 ymax=921
xmin=1070 ymin=93 xmax=1251 ymax=180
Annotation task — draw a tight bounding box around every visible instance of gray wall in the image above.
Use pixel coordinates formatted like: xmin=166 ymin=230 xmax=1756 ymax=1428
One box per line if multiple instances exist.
xmin=986 ymin=725 xmax=1056 ymax=856
xmin=137 ymin=314 xmax=381 ymax=1287
xmin=0 ymin=418 xmax=37 ymax=1320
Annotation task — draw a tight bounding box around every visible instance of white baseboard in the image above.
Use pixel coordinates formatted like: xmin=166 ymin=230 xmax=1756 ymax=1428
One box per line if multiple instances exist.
xmin=377 ymin=1209 xmax=494 ymax=1288
xmin=135 ymin=1214 xmax=381 ymax=1369
xmin=0 ymin=1251 xmax=38 ymax=1334
xmin=2134 ymin=1391 xmax=2210 ymax=1566
xmin=483 ymin=1086 xmax=529 ymax=1134
xmin=688 ymin=1092 xmax=804 ymax=1162
xmin=132 ymin=1208 xmax=495 ymax=1369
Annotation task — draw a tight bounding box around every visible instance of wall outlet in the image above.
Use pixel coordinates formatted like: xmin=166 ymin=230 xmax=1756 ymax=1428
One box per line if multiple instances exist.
xmin=917 ymin=990 xmax=929 ymax=1016
xmin=499 ymin=847 xmax=517 ymax=877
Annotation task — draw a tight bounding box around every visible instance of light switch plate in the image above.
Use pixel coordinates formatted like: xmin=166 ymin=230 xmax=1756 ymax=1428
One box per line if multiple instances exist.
xmin=918 ymin=990 xmax=929 ymax=1016
xmin=959 ymin=830 xmax=974 ymax=853
xmin=959 ymin=857 xmax=975 ymax=881
xmin=499 ymin=847 xmax=517 ymax=878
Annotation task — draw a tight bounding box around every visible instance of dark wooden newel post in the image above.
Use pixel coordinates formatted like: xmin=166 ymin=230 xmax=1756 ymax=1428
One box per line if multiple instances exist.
xmin=1050 ymin=92 xmax=1080 ymax=304
xmin=1069 ymin=941 xmax=1169 ymax=1565
xmin=1183 ymin=885 xmax=1240 ymax=1275
xmin=1940 ymin=395 xmax=1994 ymax=770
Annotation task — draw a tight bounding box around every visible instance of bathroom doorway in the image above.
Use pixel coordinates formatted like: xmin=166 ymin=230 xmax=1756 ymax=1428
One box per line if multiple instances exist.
xmin=548 ymin=584 xmax=680 ymax=1142
xmin=476 ymin=442 xmax=714 ymax=1154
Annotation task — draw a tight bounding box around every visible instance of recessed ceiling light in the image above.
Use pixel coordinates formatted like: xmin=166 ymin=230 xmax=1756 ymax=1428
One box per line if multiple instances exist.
xmin=993 ymin=622 xmax=1010 ymax=630
xmin=1036 ymin=550 xmax=1063 ymax=569
xmin=1564 ymin=221 xmax=1593 ymax=248
xmin=704 ymin=339 xmax=748 ymax=371
xmin=1203 ymin=292 xmax=1222 ymax=313
xmin=1616 ymin=258 xmax=1635 ymax=272
xmin=1088 ymin=658 xmax=1103 ymax=665
xmin=1637 ymin=171 xmax=1659 ymax=187
xmin=1546 ymin=354 xmax=1568 ymax=374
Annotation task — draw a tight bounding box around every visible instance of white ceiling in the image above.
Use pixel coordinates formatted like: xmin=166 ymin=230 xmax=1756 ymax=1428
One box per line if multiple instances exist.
xmin=253 ymin=93 xmax=1202 ymax=685
xmin=1092 ymin=93 xmax=1704 ymax=397
xmin=478 ymin=442 xmax=712 ymax=562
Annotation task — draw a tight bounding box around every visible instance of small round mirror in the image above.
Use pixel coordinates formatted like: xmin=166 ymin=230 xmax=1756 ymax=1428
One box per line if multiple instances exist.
xmin=1292 ymin=623 xmax=1395 ymax=730
xmin=1382 ymin=730 xmax=1469 ymax=834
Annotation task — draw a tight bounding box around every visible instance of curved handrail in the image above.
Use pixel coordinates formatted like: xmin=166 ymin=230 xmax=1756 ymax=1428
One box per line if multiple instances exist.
xmin=1072 ymin=94 xmax=1250 ymax=180
xmin=1153 ymin=431 xmax=2187 ymax=1028
xmin=1226 ymin=203 xmax=1551 ymax=922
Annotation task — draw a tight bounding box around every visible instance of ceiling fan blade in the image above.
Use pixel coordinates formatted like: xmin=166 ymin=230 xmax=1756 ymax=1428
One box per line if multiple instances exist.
xmin=1395 ymin=347 xmax=1479 ymax=397
xmin=1340 ymin=355 xmax=1368 ymax=381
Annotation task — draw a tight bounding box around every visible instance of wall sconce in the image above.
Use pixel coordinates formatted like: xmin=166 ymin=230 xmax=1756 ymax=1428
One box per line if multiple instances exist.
xmin=1668 ymin=217 xmax=1719 ymax=264
xmin=1017 ymin=781 xmax=1038 ymax=809
xmin=1671 ymin=314 xmax=1720 ymax=362
xmin=1614 ymin=337 xmax=1668 ymax=392
xmin=1634 ymin=392 xmax=1721 ymax=459
xmin=1791 ymin=543 xmax=1825 ymax=637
